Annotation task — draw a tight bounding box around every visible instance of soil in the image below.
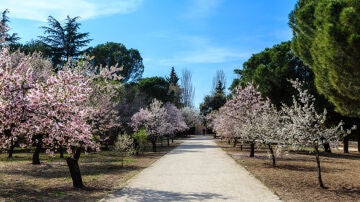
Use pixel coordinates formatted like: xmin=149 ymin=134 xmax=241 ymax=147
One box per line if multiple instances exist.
xmin=0 ymin=141 xmax=181 ymax=202
xmin=216 ymin=140 xmax=360 ymax=202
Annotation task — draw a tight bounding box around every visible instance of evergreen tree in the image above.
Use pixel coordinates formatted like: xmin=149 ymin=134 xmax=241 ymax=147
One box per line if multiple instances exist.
xmin=40 ymin=16 xmax=91 ymax=68
xmin=290 ymin=0 xmax=360 ymax=117
xmin=0 ymin=9 xmax=19 ymax=47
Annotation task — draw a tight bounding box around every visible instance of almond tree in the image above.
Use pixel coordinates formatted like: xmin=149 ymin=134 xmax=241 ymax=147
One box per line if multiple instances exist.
xmin=131 ymin=99 xmax=167 ymax=152
xmin=0 ymin=47 xmax=34 ymax=158
xmin=281 ymin=79 xmax=351 ymax=188
xmin=163 ymin=102 xmax=188 ymax=145
xmin=181 ymin=106 xmax=202 ymax=134
xmin=224 ymin=84 xmax=269 ymax=157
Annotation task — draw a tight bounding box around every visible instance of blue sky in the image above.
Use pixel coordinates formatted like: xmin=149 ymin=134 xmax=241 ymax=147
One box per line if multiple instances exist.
xmin=2 ymin=0 xmax=297 ymax=108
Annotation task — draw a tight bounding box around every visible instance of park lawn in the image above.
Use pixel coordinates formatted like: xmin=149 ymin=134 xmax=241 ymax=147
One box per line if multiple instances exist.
xmin=0 ymin=141 xmax=181 ymax=201
xmin=217 ymin=140 xmax=360 ymax=202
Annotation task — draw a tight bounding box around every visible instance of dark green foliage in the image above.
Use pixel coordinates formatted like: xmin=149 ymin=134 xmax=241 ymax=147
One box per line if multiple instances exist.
xmin=200 ymin=80 xmax=226 ymax=116
xmin=40 ymin=16 xmax=91 ymax=67
xmin=290 ymin=0 xmax=360 ymax=117
xmin=87 ymin=42 xmax=144 ymax=83
xmin=167 ymin=67 xmax=179 ymax=85
xmin=0 ymin=9 xmax=20 ymax=47
xmin=14 ymin=40 xmax=52 ymax=57
xmin=137 ymin=77 xmax=171 ymax=105
xmin=166 ymin=67 xmax=182 ymax=107
xmin=230 ymin=41 xmax=313 ymax=107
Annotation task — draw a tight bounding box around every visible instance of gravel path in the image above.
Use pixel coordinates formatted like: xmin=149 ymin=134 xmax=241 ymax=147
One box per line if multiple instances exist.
xmin=102 ymin=135 xmax=281 ymax=201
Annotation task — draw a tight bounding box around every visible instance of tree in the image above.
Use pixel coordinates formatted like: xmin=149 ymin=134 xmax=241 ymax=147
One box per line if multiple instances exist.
xmin=281 ymin=79 xmax=350 ymax=188
xmin=87 ymin=42 xmax=144 ymax=83
xmin=166 ymin=67 xmax=182 ymax=107
xmin=212 ymin=69 xmax=226 ymax=93
xmin=200 ymin=80 xmax=226 ymax=116
xmin=289 ymin=0 xmax=360 ymax=117
xmin=115 ymin=134 xmax=134 ymax=167
xmin=137 ymin=77 xmax=171 ymax=105
xmin=0 ymin=48 xmax=34 ymax=159
xmin=16 ymin=40 xmax=52 ymax=58
xmin=181 ymin=107 xmax=202 ymax=134
xmin=0 ymin=9 xmax=20 ymax=47
xmin=163 ymin=103 xmax=188 ymax=145
xmin=180 ymin=69 xmax=195 ymax=108
xmin=230 ymin=42 xmax=314 ymax=107
xmin=40 ymin=16 xmax=91 ymax=68
xmin=131 ymin=99 xmax=168 ymax=152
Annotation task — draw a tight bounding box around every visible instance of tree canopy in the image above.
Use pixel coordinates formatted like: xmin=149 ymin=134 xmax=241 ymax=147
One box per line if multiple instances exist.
xmin=290 ymin=0 xmax=360 ymax=117
xmin=40 ymin=16 xmax=91 ymax=67
xmin=87 ymin=42 xmax=144 ymax=83
xmin=230 ymin=41 xmax=314 ymax=107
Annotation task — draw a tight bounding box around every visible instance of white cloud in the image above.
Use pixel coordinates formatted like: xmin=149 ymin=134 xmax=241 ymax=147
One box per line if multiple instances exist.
xmin=159 ymin=46 xmax=249 ymax=66
xmin=1 ymin=0 xmax=143 ymax=21
xmin=182 ymin=0 xmax=222 ymax=19
xmin=155 ymin=34 xmax=249 ymax=65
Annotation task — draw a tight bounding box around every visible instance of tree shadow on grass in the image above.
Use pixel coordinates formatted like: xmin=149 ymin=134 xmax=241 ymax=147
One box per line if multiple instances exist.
xmin=0 ymin=161 xmax=145 ymax=179
xmin=271 ymin=164 xmax=345 ymax=173
xmin=105 ymin=187 xmax=229 ymax=202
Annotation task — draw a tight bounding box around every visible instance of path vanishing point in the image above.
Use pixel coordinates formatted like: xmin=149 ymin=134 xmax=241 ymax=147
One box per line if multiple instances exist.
xmin=102 ymin=135 xmax=281 ymax=202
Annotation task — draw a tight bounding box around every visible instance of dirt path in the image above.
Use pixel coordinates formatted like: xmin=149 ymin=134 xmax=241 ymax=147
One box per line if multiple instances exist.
xmin=102 ymin=136 xmax=281 ymax=201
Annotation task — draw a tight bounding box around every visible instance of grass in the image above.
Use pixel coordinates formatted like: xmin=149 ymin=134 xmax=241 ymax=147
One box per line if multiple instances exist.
xmin=216 ymin=140 xmax=360 ymax=201
xmin=0 ymin=140 xmax=181 ymax=201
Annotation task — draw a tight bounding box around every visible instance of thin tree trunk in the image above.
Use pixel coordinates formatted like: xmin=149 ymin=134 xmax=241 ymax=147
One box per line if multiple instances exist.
xmin=32 ymin=141 xmax=42 ymax=164
xmin=240 ymin=144 xmax=243 ymax=151
xmin=6 ymin=130 xmax=14 ymax=159
xmin=66 ymin=147 xmax=84 ymax=188
xmin=315 ymin=145 xmax=325 ymax=188
xmin=250 ymin=142 xmax=255 ymax=157
xmin=358 ymin=133 xmax=360 ymax=153
xmin=171 ymin=137 xmax=174 ymax=143
xmin=59 ymin=146 xmax=64 ymax=158
xmin=344 ymin=136 xmax=349 ymax=153
xmin=167 ymin=137 xmax=170 ymax=147
xmin=268 ymin=144 xmax=276 ymax=167
xmin=323 ymin=142 xmax=331 ymax=153
xmin=233 ymin=138 xmax=238 ymax=147
xmin=151 ymin=139 xmax=157 ymax=152
xmin=7 ymin=142 xmax=15 ymax=159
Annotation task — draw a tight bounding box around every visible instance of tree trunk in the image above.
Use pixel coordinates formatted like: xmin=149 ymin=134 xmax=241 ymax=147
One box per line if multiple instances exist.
xmin=66 ymin=148 xmax=84 ymax=188
xmin=358 ymin=132 xmax=360 ymax=153
xmin=151 ymin=139 xmax=157 ymax=152
xmin=167 ymin=137 xmax=170 ymax=147
xmin=59 ymin=146 xmax=64 ymax=158
xmin=233 ymin=138 xmax=238 ymax=147
xmin=323 ymin=142 xmax=331 ymax=153
xmin=315 ymin=145 xmax=325 ymax=188
xmin=7 ymin=142 xmax=15 ymax=159
xmin=250 ymin=142 xmax=255 ymax=157
xmin=6 ymin=129 xmax=15 ymax=159
xmin=32 ymin=141 xmax=42 ymax=164
xmin=171 ymin=137 xmax=174 ymax=143
xmin=228 ymin=139 xmax=231 ymax=145
xmin=344 ymin=136 xmax=349 ymax=153
xmin=268 ymin=144 xmax=276 ymax=167
xmin=240 ymin=144 xmax=243 ymax=151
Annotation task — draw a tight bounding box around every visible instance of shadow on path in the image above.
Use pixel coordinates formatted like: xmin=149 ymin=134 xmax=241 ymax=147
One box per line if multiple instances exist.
xmin=107 ymin=187 xmax=229 ymax=202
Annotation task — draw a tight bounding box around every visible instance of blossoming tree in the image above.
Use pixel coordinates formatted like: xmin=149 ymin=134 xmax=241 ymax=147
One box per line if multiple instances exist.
xmin=131 ymin=99 xmax=167 ymax=152
xmin=281 ymin=79 xmax=351 ymax=188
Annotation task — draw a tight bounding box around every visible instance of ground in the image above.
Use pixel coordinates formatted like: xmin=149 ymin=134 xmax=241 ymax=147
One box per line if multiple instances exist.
xmin=217 ymin=140 xmax=360 ymax=201
xmin=0 ymin=142 xmax=180 ymax=201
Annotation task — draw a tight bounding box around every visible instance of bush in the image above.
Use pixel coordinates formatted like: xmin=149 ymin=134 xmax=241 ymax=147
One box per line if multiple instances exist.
xmin=133 ymin=129 xmax=148 ymax=155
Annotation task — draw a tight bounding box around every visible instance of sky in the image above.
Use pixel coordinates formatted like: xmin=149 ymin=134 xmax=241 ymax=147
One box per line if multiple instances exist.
xmin=1 ymin=0 xmax=298 ymax=108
